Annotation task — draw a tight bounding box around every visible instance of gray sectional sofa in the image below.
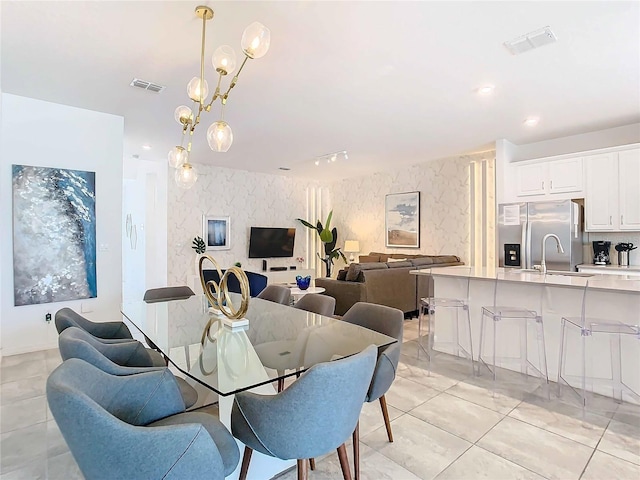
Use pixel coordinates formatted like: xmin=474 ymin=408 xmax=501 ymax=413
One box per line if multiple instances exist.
xmin=315 ymin=253 xmax=463 ymax=316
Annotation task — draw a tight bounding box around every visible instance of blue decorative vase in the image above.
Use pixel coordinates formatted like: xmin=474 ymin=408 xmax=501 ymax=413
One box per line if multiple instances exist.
xmin=296 ymin=275 xmax=311 ymax=290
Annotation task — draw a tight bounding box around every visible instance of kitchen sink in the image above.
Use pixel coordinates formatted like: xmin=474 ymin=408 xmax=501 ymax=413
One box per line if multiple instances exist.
xmin=546 ymin=271 xmax=594 ymax=277
xmin=508 ymin=268 xmax=593 ymax=277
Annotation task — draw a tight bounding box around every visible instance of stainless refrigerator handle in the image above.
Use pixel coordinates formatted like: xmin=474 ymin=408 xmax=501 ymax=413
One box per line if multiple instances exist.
xmin=523 ymin=220 xmax=531 ymax=269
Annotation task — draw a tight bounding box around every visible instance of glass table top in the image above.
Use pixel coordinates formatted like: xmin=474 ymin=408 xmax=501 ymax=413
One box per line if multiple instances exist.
xmin=121 ymin=294 xmax=396 ymax=397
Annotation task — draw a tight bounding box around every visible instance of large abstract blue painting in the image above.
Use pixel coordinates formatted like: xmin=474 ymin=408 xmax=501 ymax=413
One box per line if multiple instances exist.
xmin=12 ymin=165 xmax=97 ymax=306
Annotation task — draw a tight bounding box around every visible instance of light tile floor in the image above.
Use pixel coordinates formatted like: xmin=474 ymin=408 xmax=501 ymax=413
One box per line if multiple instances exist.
xmin=1 ymin=318 xmax=639 ymax=479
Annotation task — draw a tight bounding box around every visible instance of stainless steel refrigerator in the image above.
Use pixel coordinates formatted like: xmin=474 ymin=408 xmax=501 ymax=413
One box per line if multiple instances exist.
xmin=498 ymin=200 xmax=583 ymax=272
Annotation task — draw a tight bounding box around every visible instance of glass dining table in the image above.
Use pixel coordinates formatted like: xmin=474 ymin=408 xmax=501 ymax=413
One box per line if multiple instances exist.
xmin=121 ymin=293 xmax=396 ymax=399
xmin=121 ymin=293 xmax=396 ymax=479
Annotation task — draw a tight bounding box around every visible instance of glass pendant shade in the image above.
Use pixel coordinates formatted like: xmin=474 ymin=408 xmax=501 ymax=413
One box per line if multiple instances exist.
xmin=212 ymin=45 xmax=237 ymax=75
xmin=168 ymin=146 xmax=188 ymax=168
xmin=241 ymin=22 xmax=271 ymax=59
xmin=174 ymin=105 xmax=193 ymax=125
xmin=187 ymin=77 xmax=209 ymax=102
xmin=207 ymin=121 xmax=233 ymax=152
xmin=175 ymin=163 xmax=198 ymax=189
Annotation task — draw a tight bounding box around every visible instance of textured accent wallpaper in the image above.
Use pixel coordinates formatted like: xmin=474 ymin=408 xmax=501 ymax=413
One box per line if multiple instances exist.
xmin=328 ymin=153 xmax=493 ymax=265
xmin=167 ymin=165 xmax=318 ymax=285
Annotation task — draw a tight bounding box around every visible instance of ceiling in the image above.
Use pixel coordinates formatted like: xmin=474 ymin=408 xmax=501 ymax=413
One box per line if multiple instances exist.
xmin=2 ymin=1 xmax=639 ymax=181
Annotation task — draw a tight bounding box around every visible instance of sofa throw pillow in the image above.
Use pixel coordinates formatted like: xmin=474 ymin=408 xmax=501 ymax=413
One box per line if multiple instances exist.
xmin=337 ymin=269 xmax=348 ymax=281
xmin=345 ymin=263 xmax=362 ymax=282
xmin=387 ymin=257 xmax=407 ymax=262
xmin=386 ymin=260 xmax=413 ymax=268
xmin=411 ymin=257 xmax=435 ymax=266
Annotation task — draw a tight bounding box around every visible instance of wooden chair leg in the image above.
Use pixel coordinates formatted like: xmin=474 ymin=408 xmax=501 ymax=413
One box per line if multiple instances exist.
xmin=352 ymin=421 xmax=360 ymax=480
xmin=379 ymin=395 xmax=394 ymax=442
xmin=337 ymin=443 xmax=352 ymax=480
xmin=239 ymin=447 xmax=252 ymax=480
xmin=309 ymin=458 xmax=316 ymax=470
xmin=297 ymin=458 xmax=308 ymax=480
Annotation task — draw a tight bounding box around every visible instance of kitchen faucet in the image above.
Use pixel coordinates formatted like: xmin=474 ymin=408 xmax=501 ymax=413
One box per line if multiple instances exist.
xmin=534 ymin=234 xmax=565 ymax=274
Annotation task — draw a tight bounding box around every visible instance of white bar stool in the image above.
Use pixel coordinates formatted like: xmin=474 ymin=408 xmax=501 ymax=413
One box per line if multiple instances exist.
xmin=477 ymin=271 xmax=548 ymax=390
xmin=558 ymin=279 xmax=640 ymax=407
xmin=418 ymin=267 xmax=474 ymax=374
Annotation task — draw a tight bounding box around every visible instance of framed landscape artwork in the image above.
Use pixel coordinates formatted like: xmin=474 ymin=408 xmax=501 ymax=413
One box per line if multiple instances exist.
xmin=385 ymin=191 xmax=420 ymax=248
xmin=12 ymin=164 xmax=97 ymax=306
xmin=204 ymin=215 xmax=230 ymax=250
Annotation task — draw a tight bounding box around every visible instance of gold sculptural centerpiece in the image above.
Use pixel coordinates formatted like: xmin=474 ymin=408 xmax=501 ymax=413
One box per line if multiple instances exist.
xmin=198 ymin=254 xmax=250 ymax=322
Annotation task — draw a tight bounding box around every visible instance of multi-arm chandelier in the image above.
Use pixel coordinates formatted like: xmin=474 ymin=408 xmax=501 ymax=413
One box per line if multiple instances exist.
xmin=170 ymin=5 xmax=270 ymax=189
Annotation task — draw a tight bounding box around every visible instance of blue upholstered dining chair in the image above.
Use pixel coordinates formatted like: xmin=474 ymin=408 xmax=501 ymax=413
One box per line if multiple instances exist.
xmin=47 ymin=358 xmax=239 ymax=480
xmin=341 ymin=303 xmax=403 ymax=441
xmin=55 ymin=307 xmax=133 ymax=340
xmin=293 ymin=293 xmax=336 ymax=317
xmin=57 ymin=324 xmax=166 ymax=367
xmin=231 ymin=345 xmax=377 ymax=480
xmin=58 ymin=327 xmax=198 ymax=408
xmin=256 ymin=284 xmax=292 ymax=305
xmin=143 ymin=285 xmax=195 ymax=303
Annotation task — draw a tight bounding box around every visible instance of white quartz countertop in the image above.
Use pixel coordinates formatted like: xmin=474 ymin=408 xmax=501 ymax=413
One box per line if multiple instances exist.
xmin=578 ymin=263 xmax=640 ymax=272
xmin=410 ymin=266 xmax=640 ymax=293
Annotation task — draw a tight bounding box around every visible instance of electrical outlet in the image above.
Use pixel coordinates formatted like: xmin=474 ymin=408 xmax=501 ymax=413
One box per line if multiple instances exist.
xmin=45 ymin=312 xmax=52 ymax=323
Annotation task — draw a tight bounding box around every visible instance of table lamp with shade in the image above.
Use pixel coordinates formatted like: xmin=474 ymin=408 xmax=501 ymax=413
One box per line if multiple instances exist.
xmin=344 ymin=240 xmax=360 ymax=263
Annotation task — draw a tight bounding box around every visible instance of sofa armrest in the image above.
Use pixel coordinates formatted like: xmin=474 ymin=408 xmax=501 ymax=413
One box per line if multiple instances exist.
xmin=361 ymin=267 xmax=417 ymax=313
xmin=314 ymin=278 xmax=367 ymax=316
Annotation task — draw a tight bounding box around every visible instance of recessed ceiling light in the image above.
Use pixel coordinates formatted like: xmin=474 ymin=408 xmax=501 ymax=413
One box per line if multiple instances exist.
xmin=142 ymin=144 xmax=152 ymax=150
xmin=523 ymin=116 xmax=540 ymax=127
xmin=477 ymin=85 xmax=495 ymax=95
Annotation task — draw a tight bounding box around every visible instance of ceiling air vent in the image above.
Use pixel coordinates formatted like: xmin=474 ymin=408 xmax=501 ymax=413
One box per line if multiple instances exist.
xmin=130 ymin=78 xmax=166 ymax=93
xmin=504 ymin=26 xmax=557 ymax=55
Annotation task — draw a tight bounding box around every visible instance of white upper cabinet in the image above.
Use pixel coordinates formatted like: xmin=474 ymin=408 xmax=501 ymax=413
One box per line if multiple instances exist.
xmin=548 ymin=157 xmax=584 ymax=194
xmin=618 ymin=148 xmax=640 ymax=230
xmin=584 ymin=147 xmax=640 ymax=232
xmin=516 ymin=163 xmax=546 ymax=196
xmin=584 ymin=152 xmax=618 ymax=231
xmin=514 ymin=157 xmax=583 ymax=199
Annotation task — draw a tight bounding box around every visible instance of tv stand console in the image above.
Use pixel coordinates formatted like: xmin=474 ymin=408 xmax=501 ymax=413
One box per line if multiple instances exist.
xmin=264 ymin=268 xmax=315 ymax=285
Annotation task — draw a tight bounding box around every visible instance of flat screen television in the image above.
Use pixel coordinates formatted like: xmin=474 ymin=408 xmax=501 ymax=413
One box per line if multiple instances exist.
xmin=248 ymin=227 xmax=296 ymax=258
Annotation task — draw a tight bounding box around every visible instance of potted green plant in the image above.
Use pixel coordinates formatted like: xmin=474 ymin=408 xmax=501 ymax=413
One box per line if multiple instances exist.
xmin=296 ymin=211 xmax=347 ymax=277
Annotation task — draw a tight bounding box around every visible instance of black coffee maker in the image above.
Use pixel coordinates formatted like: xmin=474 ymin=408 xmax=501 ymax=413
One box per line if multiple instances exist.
xmin=592 ymin=241 xmax=611 ymax=265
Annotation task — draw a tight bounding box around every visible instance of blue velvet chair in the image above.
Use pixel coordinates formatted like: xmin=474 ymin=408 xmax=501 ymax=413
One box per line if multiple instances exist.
xmin=293 ymin=293 xmax=336 ymax=317
xmin=231 ymin=345 xmax=377 ymax=480
xmin=47 ymin=358 xmax=239 ymax=479
xmin=202 ymin=270 xmax=268 ymax=298
xmin=58 ymin=327 xmax=198 ymax=408
xmin=55 ymin=307 xmax=133 ymax=340
xmin=256 ymin=284 xmax=291 ymax=305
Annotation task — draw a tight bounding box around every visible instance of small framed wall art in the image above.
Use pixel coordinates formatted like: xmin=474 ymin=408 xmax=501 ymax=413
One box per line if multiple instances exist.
xmin=203 ymin=215 xmax=231 ymax=250
xmin=385 ymin=191 xmax=420 ymax=248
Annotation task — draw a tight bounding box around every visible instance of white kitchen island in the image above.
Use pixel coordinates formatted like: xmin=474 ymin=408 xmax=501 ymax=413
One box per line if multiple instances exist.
xmin=411 ymin=266 xmax=640 ymax=403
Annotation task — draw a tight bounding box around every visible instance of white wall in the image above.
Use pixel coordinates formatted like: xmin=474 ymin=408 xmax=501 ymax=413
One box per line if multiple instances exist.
xmin=328 ymin=152 xmax=492 ymax=266
xmin=0 ymin=94 xmax=124 ymax=355
xmin=167 ymin=164 xmax=320 ymax=286
xmin=122 ymin=158 xmax=168 ymax=302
